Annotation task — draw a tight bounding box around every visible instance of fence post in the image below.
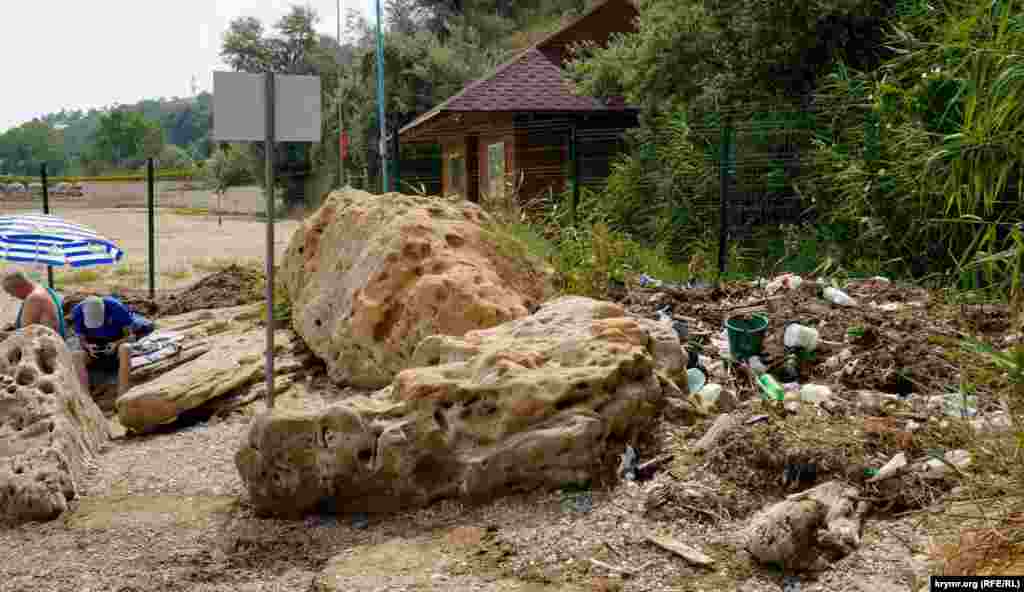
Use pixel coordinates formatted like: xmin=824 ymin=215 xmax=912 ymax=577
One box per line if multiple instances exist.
xmin=570 ymin=121 xmax=580 ymax=226
xmin=147 ymin=158 xmax=156 ymax=300
xmin=717 ymin=117 xmax=732 ymax=278
xmin=40 ymin=164 xmax=54 ymax=289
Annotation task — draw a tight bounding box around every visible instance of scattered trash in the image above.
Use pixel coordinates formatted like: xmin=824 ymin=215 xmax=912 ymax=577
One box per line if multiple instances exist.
xmin=639 ymin=274 xmax=663 ymax=288
xmin=764 ymin=273 xmax=804 ymax=295
xmin=783 ymin=324 xmax=820 ymax=351
xmin=747 ymin=356 xmax=768 ymax=375
xmin=635 ymin=454 xmax=674 ymax=481
xmin=942 ymin=392 xmax=978 ymax=418
xmin=352 ymin=511 xmax=369 ymax=530
xmin=686 ymin=349 xmax=701 ymax=370
xmin=619 ymin=445 xmax=639 ymax=481
xmin=655 ymin=305 xmax=673 ymax=324
xmin=799 ymin=384 xmax=831 ymax=404
xmin=867 ymin=452 xmax=908 ymax=483
xmin=561 ymin=489 xmax=594 ymax=514
xmin=782 ymin=462 xmax=818 ymax=489
xmin=822 ymin=286 xmax=856 ymax=307
xmin=783 ymin=574 xmax=802 ymax=592
xmin=645 ymin=534 xmax=715 ymax=567
xmin=693 ymin=383 xmax=723 ymax=413
xmin=672 ymin=319 xmax=689 ymax=340
xmin=746 ymin=414 xmax=771 ymax=425
xmin=687 ymin=368 xmax=707 ymax=395
xmin=757 ymin=374 xmax=786 ymax=402
xmin=918 ymin=449 xmax=971 ymax=479
xmin=725 ymin=314 xmax=769 ymax=360
xmin=779 ymin=351 xmax=801 ymax=382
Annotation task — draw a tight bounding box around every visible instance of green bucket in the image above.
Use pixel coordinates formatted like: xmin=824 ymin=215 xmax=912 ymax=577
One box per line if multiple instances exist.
xmin=725 ymin=314 xmax=769 ymax=360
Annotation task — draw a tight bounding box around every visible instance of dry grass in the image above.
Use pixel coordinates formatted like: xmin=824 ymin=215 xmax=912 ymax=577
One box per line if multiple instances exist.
xmin=55 ymin=268 xmax=104 ymax=288
xmin=163 ymin=266 xmax=192 ymax=281
xmin=172 ymin=207 xmax=209 ymax=216
xmin=193 ymin=257 xmax=249 ymax=274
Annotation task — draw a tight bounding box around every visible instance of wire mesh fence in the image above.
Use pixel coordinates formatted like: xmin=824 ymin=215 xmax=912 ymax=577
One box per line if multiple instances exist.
xmin=375 ymin=98 xmax=880 ymax=275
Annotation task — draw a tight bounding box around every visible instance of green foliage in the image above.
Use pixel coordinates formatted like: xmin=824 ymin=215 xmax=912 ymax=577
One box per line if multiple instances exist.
xmin=206 ymin=145 xmax=256 ymax=195
xmin=90 ymin=109 xmax=164 ymax=168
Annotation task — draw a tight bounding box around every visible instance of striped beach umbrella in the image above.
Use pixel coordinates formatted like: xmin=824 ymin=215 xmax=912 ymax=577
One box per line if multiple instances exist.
xmin=0 ymin=214 xmax=124 ymax=268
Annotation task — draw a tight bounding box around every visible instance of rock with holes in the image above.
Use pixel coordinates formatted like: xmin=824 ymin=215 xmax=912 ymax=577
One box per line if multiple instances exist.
xmin=743 ymin=480 xmax=869 ymax=570
xmin=236 ymin=296 xmax=674 ymax=517
xmin=280 ymin=188 xmax=554 ymax=389
xmin=0 ymin=326 xmax=109 ymax=525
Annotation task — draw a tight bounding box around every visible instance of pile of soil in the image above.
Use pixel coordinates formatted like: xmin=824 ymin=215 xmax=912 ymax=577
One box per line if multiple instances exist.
xmin=62 ymin=265 xmax=266 ymax=320
xmin=158 ymin=264 xmax=265 ymax=317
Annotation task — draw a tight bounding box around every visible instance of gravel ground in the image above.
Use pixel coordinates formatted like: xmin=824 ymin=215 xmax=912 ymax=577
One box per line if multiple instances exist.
xmin=0 ymin=407 xmax=932 ymax=592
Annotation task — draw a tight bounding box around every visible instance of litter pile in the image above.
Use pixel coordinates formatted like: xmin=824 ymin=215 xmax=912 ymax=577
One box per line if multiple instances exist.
xmin=612 ymin=271 xmax=1019 ymax=561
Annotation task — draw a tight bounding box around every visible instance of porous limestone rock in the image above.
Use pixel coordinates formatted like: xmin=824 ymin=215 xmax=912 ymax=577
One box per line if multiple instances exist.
xmin=236 ymin=296 xmax=676 ymax=517
xmin=280 ymin=188 xmax=554 ymax=389
xmin=744 ymin=480 xmax=868 ymax=570
xmin=0 ymin=326 xmax=108 ymax=525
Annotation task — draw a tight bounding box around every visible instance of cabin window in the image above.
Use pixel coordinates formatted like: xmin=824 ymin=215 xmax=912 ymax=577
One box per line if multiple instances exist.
xmin=487 ymin=141 xmax=506 ymax=201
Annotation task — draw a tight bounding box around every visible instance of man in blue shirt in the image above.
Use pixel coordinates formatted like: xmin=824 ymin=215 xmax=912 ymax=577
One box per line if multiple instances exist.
xmin=71 ymin=295 xmax=155 ymax=396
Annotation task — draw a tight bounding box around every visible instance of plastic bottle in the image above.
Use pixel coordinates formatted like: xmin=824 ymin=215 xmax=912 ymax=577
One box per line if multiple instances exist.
xmin=757 ymin=374 xmax=786 ymax=402
xmin=783 ymin=324 xmax=819 ymax=351
xmin=822 ymin=286 xmax=856 ymax=307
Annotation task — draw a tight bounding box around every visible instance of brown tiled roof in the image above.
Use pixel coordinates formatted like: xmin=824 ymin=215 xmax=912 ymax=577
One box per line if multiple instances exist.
xmin=400 ymin=0 xmax=639 ymax=138
xmin=443 ymin=48 xmax=607 ymax=112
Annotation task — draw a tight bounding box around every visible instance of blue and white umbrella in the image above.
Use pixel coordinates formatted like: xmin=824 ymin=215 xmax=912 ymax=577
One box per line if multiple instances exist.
xmin=0 ymin=214 xmax=124 ymax=268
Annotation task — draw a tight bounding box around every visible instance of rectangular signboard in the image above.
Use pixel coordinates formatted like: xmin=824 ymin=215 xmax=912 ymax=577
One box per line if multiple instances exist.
xmin=212 ymin=72 xmax=322 ymax=142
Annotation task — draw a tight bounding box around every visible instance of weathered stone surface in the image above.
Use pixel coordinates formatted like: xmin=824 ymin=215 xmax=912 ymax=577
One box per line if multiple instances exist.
xmin=0 ymin=326 xmax=109 ymax=525
xmin=744 ymin=480 xmax=868 ymax=570
xmin=280 ymin=189 xmax=554 ymax=389
xmin=236 ymin=296 xmax=674 ymax=517
xmin=116 ymin=327 xmax=300 ymax=433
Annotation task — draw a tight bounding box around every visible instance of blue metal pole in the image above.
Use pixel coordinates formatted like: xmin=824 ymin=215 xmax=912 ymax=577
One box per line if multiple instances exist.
xmin=375 ymin=0 xmax=389 ymax=193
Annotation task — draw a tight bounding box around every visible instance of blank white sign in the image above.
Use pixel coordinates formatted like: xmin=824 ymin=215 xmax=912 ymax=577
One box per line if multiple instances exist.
xmin=213 ymin=72 xmax=322 ymax=142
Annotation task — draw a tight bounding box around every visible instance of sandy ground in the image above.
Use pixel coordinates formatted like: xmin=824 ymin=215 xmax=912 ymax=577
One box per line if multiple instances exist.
xmin=0 ymin=206 xmax=299 ymax=326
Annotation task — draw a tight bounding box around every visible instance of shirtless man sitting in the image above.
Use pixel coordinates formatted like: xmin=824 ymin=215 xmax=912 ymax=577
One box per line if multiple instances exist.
xmin=2 ymin=271 xmax=66 ymax=338
xmin=2 ymin=271 xmax=80 ymax=386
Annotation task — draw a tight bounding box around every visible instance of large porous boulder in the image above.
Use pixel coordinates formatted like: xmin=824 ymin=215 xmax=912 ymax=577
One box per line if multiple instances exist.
xmin=280 ymin=189 xmax=553 ymax=389
xmin=236 ymin=296 xmax=677 ymax=517
xmin=0 ymin=326 xmax=109 ymax=525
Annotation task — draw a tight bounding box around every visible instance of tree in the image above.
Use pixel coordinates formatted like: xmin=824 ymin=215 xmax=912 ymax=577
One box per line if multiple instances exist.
xmin=92 ymin=110 xmax=162 ymax=167
xmin=206 ymin=144 xmax=255 ymax=225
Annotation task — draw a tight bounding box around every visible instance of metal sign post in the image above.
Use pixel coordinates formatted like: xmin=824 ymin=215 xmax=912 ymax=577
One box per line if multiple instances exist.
xmin=213 ymin=70 xmax=320 ymax=411
xmin=264 ymin=73 xmax=276 ymax=409
xmin=40 ymin=164 xmax=53 ymax=288
xmin=147 ymin=158 xmax=156 ymax=300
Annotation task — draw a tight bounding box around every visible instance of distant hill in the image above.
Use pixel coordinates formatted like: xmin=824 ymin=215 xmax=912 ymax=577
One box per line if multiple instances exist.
xmin=0 ymin=93 xmax=212 ymax=176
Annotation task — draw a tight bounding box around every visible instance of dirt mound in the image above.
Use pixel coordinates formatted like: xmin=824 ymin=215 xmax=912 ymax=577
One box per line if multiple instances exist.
xmin=159 ymin=265 xmax=264 ymax=317
xmin=61 ymin=265 xmax=265 ymax=321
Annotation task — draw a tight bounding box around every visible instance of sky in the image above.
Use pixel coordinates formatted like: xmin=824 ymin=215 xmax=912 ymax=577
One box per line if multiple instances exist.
xmin=0 ymin=0 xmax=378 ymax=132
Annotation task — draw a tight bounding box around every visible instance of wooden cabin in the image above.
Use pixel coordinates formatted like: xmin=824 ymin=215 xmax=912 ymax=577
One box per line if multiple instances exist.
xmin=398 ymin=0 xmax=640 ymax=204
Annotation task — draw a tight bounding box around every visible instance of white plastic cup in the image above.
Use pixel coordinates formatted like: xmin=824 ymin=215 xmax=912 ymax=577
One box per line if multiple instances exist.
xmin=784 ymin=323 xmax=820 ymax=351
xmin=799 ymin=384 xmax=831 ymax=403
xmin=823 ymin=287 xmax=856 ymax=307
